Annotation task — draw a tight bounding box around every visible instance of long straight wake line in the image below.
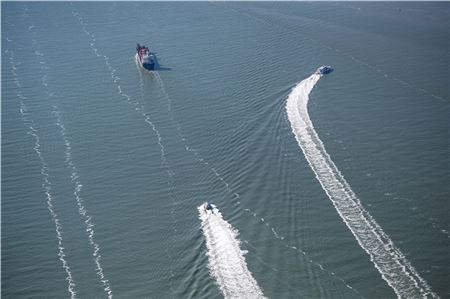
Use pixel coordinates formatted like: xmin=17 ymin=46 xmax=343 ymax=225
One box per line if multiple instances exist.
xmin=152 ymin=71 xmax=230 ymax=197
xmin=198 ymin=205 xmax=266 ymax=299
xmin=71 ymin=7 xmax=170 ymax=174
xmin=23 ymin=12 xmax=114 ymax=297
xmin=52 ymin=107 xmax=113 ymax=299
xmin=153 ymin=73 xmax=209 ymax=178
xmin=136 ymin=66 xmax=177 ymax=294
xmin=6 ymin=46 xmax=77 ymax=299
xmin=135 ymin=66 xmax=172 ymax=175
xmin=286 ymin=72 xmax=438 ymax=299
xmin=74 ymin=7 xmax=261 ymax=292
xmin=71 ymin=6 xmax=177 ymax=293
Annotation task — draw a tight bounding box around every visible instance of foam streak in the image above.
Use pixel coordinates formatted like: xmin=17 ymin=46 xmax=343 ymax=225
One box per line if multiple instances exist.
xmin=24 ymin=14 xmax=114 ymax=297
xmin=6 ymin=47 xmax=77 ymax=299
xmin=155 ymin=68 xmax=360 ymax=295
xmin=71 ymin=7 xmax=170 ymax=174
xmin=286 ymin=72 xmax=437 ymax=299
xmin=71 ymin=7 xmax=178 ymax=293
xmin=198 ymin=205 xmax=266 ymax=299
xmin=53 ymin=107 xmax=113 ymax=299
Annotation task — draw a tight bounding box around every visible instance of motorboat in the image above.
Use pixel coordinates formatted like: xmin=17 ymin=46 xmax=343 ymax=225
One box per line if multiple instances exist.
xmin=203 ymin=202 xmax=214 ymax=213
xmin=316 ymin=65 xmax=333 ymax=75
xmin=136 ymin=43 xmax=155 ymax=71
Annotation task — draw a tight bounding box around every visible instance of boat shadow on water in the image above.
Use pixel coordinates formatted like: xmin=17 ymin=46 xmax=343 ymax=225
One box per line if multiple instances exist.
xmin=150 ymin=53 xmax=172 ymax=71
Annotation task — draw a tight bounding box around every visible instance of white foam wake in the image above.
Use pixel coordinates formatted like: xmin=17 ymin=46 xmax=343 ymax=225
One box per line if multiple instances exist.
xmin=24 ymin=15 xmax=114 ymax=297
xmin=72 ymin=7 xmax=179 ymax=292
xmin=155 ymin=72 xmax=359 ymax=294
xmin=6 ymin=47 xmax=77 ymax=299
xmin=198 ymin=205 xmax=266 ymax=299
xmin=286 ymin=72 xmax=437 ymax=298
xmin=53 ymin=107 xmax=113 ymax=299
xmin=72 ymin=7 xmax=170 ymax=176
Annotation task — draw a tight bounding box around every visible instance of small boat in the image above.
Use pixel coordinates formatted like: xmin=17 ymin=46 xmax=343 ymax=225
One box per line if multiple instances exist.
xmin=316 ymin=65 xmax=333 ymax=75
xmin=136 ymin=43 xmax=155 ymax=71
xmin=203 ymin=202 xmax=214 ymax=213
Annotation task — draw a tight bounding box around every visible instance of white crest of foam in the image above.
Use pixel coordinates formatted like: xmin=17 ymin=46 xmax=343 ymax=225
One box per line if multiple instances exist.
xmin=7 ymin=45 xmax=77 ymax=299
xmin=286 ymin=72 xmax=438 ymax=299
xmin=71 ymin=9 xmax=178 ymax=292
xmin=52 ymin=107 xmax=113 ymax=299
xmin=198 ymin=205 xmax=266 ymax=299
xmin=72 ymin=7 xmax=170 ymax=176
xmin=24 ymin=15 xmax=114 ymax=297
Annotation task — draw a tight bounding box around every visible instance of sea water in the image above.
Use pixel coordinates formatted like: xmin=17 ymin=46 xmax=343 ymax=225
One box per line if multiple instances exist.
xmin=2 ymin=2 xmax=448 ymax=298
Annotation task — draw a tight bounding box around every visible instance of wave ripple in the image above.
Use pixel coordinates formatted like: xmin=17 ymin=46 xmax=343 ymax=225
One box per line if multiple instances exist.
xmin=286 ymin=72 xmax=437 ymax=299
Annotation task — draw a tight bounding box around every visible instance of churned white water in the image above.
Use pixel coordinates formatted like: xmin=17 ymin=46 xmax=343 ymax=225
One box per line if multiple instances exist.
xmin=286 ymin=72 xmax=438 ymax=299
xmin=198 ymin=205 xmax=266 ymax=299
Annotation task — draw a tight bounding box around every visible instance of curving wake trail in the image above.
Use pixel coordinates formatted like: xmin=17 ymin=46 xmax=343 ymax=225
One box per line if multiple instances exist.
xmin=286 ymin=72 xmax=437 ymax=299
xmin=154 ymin=72 xmax=361 ymax=296
xmin=198 ymin=205 xmax=266 ymax=299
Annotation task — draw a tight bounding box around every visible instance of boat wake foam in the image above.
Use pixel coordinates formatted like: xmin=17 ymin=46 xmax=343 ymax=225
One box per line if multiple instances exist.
xmin=72 ymin=6 xmax=178 ymax=293
xmin=6 ymin=46 xmax=77 ymax=298
xmin=154 ymin=68 xmax=360 ymax=295
xmin=286 ymin=72 xmax=437 ymax=298
xmin=24 ymin=13 xmax=114 ymax=297
xmin=72 ymin=6 xmax=171 ymax=177
xmin=198 ymin=205 xmax=265 ymax=299
xmin=53 ymin=107 xmax=113 ymax=299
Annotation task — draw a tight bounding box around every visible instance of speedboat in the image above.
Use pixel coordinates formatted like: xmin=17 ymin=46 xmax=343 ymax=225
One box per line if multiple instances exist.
xmin=316 ymin=65 xmax=333 ymax=75
xmin=136 ymin=43 xmax=155 ymax=71
xmin=203 ymin=202 xmax=214 ymax=213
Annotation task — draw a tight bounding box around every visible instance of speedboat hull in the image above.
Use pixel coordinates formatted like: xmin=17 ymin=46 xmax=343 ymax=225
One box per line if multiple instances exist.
xmin=316 ymin=65 xmax=333 ymax=75
xmin=203 ymin=202 xmax=214 ymax=213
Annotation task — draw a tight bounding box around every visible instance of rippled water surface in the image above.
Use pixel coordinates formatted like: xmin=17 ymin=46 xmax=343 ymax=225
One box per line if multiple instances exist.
xmin=2 ymin=2 xmax=449 ymax=298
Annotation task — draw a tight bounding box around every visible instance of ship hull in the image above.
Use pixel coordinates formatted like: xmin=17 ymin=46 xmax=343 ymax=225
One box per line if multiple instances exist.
xmin=135 ymin=53 xmax=155 ymax=71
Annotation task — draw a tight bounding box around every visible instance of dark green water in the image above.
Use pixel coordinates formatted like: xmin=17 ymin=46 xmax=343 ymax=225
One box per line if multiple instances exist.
xmin=2 ymin=2 xmax=449 ymax=298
